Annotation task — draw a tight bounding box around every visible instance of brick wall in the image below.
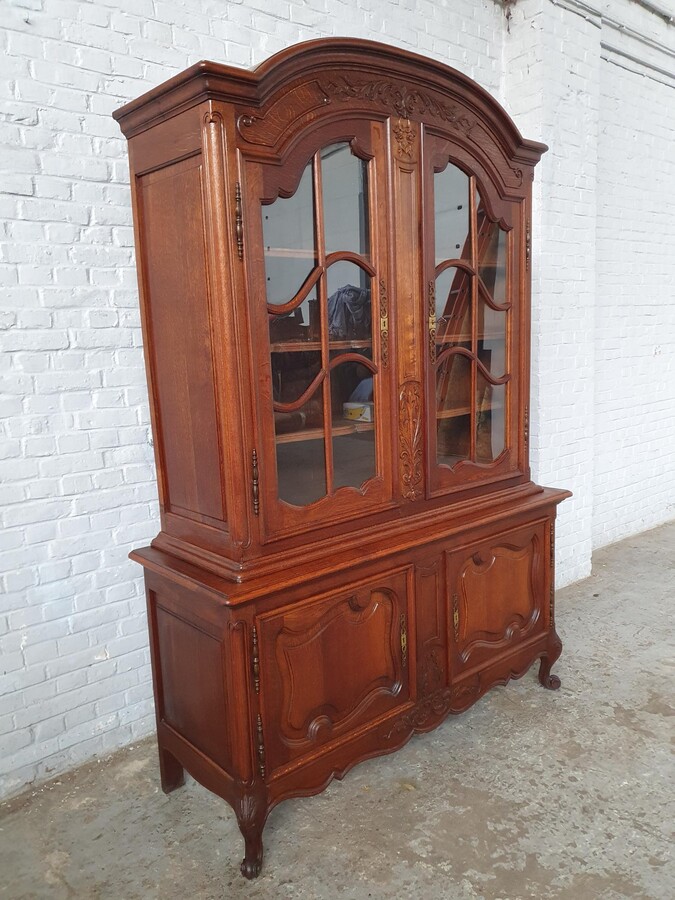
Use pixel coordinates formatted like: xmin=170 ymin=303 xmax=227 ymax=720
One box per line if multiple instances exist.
xmin=593 ymin=17 xmax=675 ymax=545
xmin=1 ymin=0 xmax=673 ymax=799
xmin=0 ymin=0 xmax=504 ymax=801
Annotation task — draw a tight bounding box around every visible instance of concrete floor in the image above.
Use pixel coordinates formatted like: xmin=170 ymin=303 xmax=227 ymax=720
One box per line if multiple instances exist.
xmin=1 ymin=523 xmax=673 ymax=900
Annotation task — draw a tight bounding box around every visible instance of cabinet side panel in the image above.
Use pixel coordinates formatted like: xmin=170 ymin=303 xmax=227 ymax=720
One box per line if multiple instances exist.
xmin=154 ymin=600 xmax=231 ymax=772
xmin=137 ymin=156 xmax=226 ymax=523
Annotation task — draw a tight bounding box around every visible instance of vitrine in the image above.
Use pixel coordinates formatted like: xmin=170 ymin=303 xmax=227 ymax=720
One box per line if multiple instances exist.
xmin=114 ymin=38 xmax=570 ymax=879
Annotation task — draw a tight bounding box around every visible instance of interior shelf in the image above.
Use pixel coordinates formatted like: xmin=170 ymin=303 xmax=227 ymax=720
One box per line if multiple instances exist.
xmin=275 ymin=420 xmax=375 ymax=444
xmin=265 ymin=247 xmax=317 ymax=259
xmin=436 ymin=403 xmax=503 ymax=420
xmin=271 ymin=339 xmax=372 ymax=353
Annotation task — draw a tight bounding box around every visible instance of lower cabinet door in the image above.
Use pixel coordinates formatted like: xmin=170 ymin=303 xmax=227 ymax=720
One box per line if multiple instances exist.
xmin=449 ymin=520 xmax=548 ymax=674
xmin=257 ymin=569 xmax=410 ymax=775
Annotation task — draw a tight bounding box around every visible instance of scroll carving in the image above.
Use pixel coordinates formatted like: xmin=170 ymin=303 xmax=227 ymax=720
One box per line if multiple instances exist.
xmin=319 ymin=77 xmax=474 ymax=133
xmin=399 ymin=381 xmax=423 ymax=501
xmin=385 ymin=678 xmax=480 ymax=738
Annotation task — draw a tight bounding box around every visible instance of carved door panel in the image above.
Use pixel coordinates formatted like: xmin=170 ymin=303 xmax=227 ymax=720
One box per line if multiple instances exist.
xmin=256 ymin=570 xmax=410 ymax=775
xmin=243 ymin=117 xmax=396 ymax=541
xmin=422 ymin=129 xmax=524 ymax=499
xmin=448 ymin=521 xmax=547 ymax=674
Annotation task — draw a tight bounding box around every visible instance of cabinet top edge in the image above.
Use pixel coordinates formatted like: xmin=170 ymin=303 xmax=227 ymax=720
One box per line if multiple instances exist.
xmin=112 ymin=37 xmax=548 ymax=160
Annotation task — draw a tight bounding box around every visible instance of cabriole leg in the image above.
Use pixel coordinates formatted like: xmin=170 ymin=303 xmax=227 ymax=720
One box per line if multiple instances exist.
xmin=235 ymin=782 xmax=268 ymax=879
xmin=538 ymin=635 xmax=562 ymax=690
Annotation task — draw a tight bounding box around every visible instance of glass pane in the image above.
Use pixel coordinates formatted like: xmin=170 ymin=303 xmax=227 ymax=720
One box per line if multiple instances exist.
xmin=263 ymin=161 xmax=316 ymax=305
xmin=333 ymin=431 xmax=376 ymax=491
xmin=476 ymin=373 xmax=505 ymax=463
xmin=275 ymin=392 xmax=327 ymax=506
xmin=326 ymin=261 xmax=372 ymax=344
xmin=436 ymin=266 xmax=471 ymax=347
xmin=332 ymin=353 xmax=376 ymax=491
xmin=436 ymin=352 xmax=471 ymax=466
xmin=271 ymin=349 xmax=321 ymax=405
xmin=322 ymin=143 xmax=370 ymax=257
xmin=268 ymin=286 xmax=320 ymax=347
xmin=434 ymin=163 xmax=471 ymax=264
xmin=477 ymin=292 xmax=506 ymax=379
xmin=477 ymin=207 xmax=507 ymax=305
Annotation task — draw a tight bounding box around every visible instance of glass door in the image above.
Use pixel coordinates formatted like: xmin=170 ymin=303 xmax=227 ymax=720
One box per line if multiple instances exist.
xmin=425 ymin=147 xmax=517 ymax=496
xmin=249 ymin=130 xmax=394 ymax=538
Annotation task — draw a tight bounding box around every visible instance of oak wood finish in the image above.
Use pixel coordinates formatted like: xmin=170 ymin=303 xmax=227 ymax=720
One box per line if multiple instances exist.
xmin=114 ymin=38 xmax=570 ymax=879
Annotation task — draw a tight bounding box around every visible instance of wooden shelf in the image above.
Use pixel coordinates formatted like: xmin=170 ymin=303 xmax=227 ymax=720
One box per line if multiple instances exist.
xmin=437 ymin=403 xmax=503 ymax=420
xmin=275 ymin=420 xmax=375 ymax=444
xmin=271 ymin=339 xmax=372 ymax=352
xmin=435 ymin=332 xmax=504 ymax=344
xmin=265 ymin=247 xmax=316 ymax=259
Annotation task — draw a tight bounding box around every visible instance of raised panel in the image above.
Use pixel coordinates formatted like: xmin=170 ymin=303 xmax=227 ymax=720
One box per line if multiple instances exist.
xmin=137 ymin=156 xmax=226 ymax=525
xmin=449 ymin=522 xmax=545 ymax=672
xmin=154 ymin=599 xmax=231 ymax=772
xmin=258 ymin=571 xmax=409 ymax=773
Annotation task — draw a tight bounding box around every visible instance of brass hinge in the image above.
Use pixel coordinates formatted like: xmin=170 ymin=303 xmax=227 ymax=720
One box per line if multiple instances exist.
xmin=428 ymin=280 xmax=437 ymax=364
xmin=235 ymin=181 xmax=244 ymax=260
xmin=452 ymin=594 xmax=460 ymax=641
xmin=525 ymin=219 xmax=531 ymax=271
xmin=256 ymin=713 xmax=266 ymax=778
xmin=549 ymin=523 xmax=555 ymax=625
xmin=251 ymin=625 xmax=260 ymax=694
xmin=524 ymin=404 xmax=529 ymax=446
xmin=400 ymin=613 xmax=408 ymax=667
xmin=251 ymin=449 xmax=259 ymax=516
xmin=379 ymin=278 xmax=389 ymax=369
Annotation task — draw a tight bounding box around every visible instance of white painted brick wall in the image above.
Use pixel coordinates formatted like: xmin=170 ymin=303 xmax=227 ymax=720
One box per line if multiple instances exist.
xmin=1 ymin=0 xmax=673 ymax=801
xmin=593 ymin=31 xmax=675 ymax=545
xmin=0 ymin=0 xmax=504 ymax=800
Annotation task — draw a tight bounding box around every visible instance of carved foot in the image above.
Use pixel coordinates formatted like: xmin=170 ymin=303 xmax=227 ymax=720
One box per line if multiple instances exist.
xmin=240 ymin=844 xmax=263 ymax=880
xmin=235 ymin=782 xmax=267 ymax=880
xmin=538 ymin=657 xmax=561 ymax=691
xmin=158 ymin=746 xmax=184 ymax=794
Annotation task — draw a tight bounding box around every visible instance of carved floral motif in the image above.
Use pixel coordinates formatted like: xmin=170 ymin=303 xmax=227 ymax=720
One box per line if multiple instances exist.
xmin=399 ymin=381 xmax=423 ymax=500
xmin=319 ymin=77 xmax=474 ymax=133
xmin=420 ymin=645 xmax=443 ymax=696
xmin=384 ymin=679 xmax=480 ymax=738
xmin=392 ymin=118 xmax=415 ymax=157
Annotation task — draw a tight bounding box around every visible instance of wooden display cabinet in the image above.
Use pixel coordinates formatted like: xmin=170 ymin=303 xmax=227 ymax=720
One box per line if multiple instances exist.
xmin=113 ymin=38 xmax=570 ymax=879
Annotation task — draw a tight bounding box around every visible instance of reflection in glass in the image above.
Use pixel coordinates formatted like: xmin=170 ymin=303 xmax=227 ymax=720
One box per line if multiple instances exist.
xmin=263 ymin=162 xmax=315 ymax=305
xmin=327 ymin=260 xmax=372 ymax=343
xmin=322 ymin=144 xmax=369 ymax=257
xmin=275 ymin=392 xmax=326 ymax=506
xmin=477 ymin=210 xmax=507 ymax=305
xmin=436 ymin=352 xmax=471 ymax=466
xmin=434 ymin=163 xmax=470 ymax=263
xmin=270 ymin=349 xmax=321 ymax=406
xmin=477 ymin=290 xmax=506 ymax=378
xmin=476 ymin=373 xmax=505 ymax=462
xmin=435 ymin=266 xmax=471 ymax=345
xmin=268 ymin=287 xmax=320 ymax=347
